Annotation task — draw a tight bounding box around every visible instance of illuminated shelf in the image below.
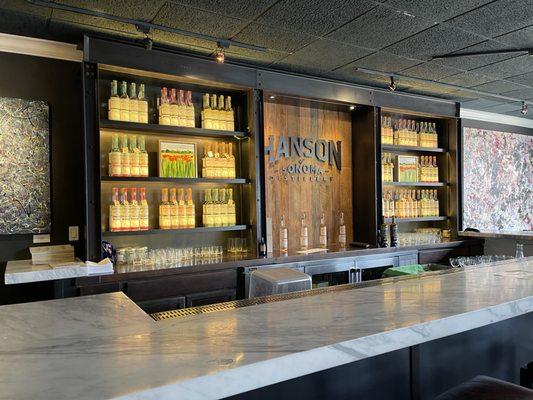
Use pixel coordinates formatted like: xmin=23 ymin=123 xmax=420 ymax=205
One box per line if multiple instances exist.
xmin=101 ymin=176 xmax=249 ymax=184
xmin=382 ymin=181 xmax=446 ymax=187
xmin=102 ymin=225 xmax=250 ymax=236
xmin=382 ymin=144 xmax=445 ymax=153
xmin=384 ymin=216 xmax=448 ymax=223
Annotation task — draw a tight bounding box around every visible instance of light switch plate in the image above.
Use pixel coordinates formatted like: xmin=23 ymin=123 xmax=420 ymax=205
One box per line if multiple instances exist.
xmin=69 ymin=226 xmax=79 ymax=241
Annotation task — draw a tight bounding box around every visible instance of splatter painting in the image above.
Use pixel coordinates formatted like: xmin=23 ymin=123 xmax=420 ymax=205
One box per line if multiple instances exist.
xmin=0 ymin=97 xmax=50 ymax=234
xmin=462 ymin=127 xmax=532 ymax=231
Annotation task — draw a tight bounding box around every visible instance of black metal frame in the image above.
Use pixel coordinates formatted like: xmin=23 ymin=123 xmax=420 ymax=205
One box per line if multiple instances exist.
xmin=82 ymin=35 xmax=465 ymax=260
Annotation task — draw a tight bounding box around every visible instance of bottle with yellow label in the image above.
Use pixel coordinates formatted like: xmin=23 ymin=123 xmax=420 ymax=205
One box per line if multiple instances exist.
xmin=227 ymin=188 xmax=236 ymax=226
xmin=119 ymin=81 xmax=130 ymax=121
xmin=159 ymin=188 xmax=171 ymax=229
xmin=129 ymin=188 xmax=140 ymax=231
xmin=210 ymin=94 xmax=219 ymax=130
xmin=109 ymin=187 xmax=121 ymax=232
xmin=178 ymin=90 xmax=187 ymax=127
xmin=225 ymin=96 xmax=234 ymax=131
xmin=201 ymin=93 xmax=211 ymax=129
xmin=108 ymin=80 xmax=120 ymax=121
xmin=186 ymin=90 xmax=195 ymax=127
xmin=137 ymin=83 xmax=148 ymax=124
xmin=212 ymin=189 xmax=221 ymax=226
xmin=169 ymin=188 xmax=179 ymax=229
xmin=138 ymin=135 xmax=148 ymax=177
xmin=169 ymin=88 xmax=179 ymax=126
xmin=129 ymin=82 xmax=139 ymax=122
xmin=129 ymin=135 xmax=139 ymax=177
xmin=120 ymin=188 xmax=130 ymax=231
xmin=186 ymin=188 xmax=195 ymax=228
xmin=218 ymin=188 xmax=228 ymax=226
xmin=159 ymin=87 xmax=171 ymax=125
xmin=120 ymin=134 xmax=130 ymax=176
xmin=108 ymin=134 xmax=122 ymax=176
xmin=202 ymin=189 xmax=212 ymax=227
xmin=139 ymin=188 xmax=149 ymax=230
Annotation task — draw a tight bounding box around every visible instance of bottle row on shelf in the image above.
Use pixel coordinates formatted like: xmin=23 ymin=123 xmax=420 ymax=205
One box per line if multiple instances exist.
xmin=381 ymin=153 xmax=439 ymax=183
xmin=382 ymin=189 xmax=440 ymax=218
xmin=109 ymin=187 xmax=149 ymax=232
xmin=381 ymin=116 xmax=439 ymax=148
xmin=158 ymin=87 xmax=195 ymax=127
xmin=108 ymin=81 xmax=149 ymax=123
xmin=108 ymin=134 xmax=149 ymax=177
xmin=202 ymin=142 xmax=236 ymax=178
xmin=200 ymin=94 xmax=235 ymax=131
xmin=279 ymin=212 xmax=347 ymax=253
xmin=202 ymin=188 xmax=236 ymax=227
xmin=159 ymin=187 xmax=196 ymax=229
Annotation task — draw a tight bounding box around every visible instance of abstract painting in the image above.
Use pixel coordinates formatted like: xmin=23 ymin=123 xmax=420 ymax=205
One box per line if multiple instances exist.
xmin=462 ymin=127 xmax=532 ymax=231
xmin=0 ymin=97 xmax=50 ymax=234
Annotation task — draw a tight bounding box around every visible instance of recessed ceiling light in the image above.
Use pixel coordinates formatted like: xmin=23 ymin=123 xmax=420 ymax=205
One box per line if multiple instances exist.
xmin=269 ymin=95 xmax=276 ymax=100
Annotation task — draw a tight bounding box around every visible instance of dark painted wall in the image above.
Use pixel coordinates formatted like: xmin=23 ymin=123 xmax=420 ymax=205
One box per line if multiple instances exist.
xmin=0 ymin=51 xmax=84 ymax=304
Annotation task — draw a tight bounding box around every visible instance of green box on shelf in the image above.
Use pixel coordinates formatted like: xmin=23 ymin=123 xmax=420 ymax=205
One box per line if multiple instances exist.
xmin=158 ymin=139 xmax=197 ymax=178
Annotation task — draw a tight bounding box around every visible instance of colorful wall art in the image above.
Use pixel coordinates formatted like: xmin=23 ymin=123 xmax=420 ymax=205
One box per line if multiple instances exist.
xmin=462 ymin=127 xmax=532 ymax=231
xmin=0 ymin=97 xmax=51 ymax=234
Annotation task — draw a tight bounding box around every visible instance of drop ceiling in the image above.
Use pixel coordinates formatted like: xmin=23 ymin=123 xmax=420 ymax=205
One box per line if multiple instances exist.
xmin=1 ymin=0 xmax=532 ymax=118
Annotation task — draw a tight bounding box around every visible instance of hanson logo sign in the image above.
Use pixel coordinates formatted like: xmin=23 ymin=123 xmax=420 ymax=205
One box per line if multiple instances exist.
xmin=265 ymin=135 xmax=342 ymax=182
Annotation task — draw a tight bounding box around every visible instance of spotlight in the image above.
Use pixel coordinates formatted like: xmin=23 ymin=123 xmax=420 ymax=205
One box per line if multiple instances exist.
xmin=349 ymin=105 xmax=355 ymax=110
xmin=215 ymin=47 xmax=225 ymax=63
xmin=269 ymin=95 xmax=276 ymax=100
xmin=521 ymin=101 xmax=528 ymax=115
xmin=388 ymin=76 xmax=396 ymax=92
xmin=141 ymin=37 xmax=153 ymax=51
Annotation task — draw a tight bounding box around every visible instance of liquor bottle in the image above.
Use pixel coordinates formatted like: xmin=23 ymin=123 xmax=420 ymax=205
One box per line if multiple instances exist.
xmin=378 ymin=217 xmax=389 ymax=247
xmin=119 ymin=81 xmax=130 ymax=121
xmin=169 ymin=188 xmax=179 ymax=229
xmin=201 ymin=93 xmax=211 ymax=129
xmin=433 ymin=190 xmax=439 ymax=216
xmin=159 ymin=87 xmax=170 ymax=125
xmin=137 ymin=83 xmax=148 ymax=124
xmin=338 ymin=211 xmax=347 ymax=249
xmin=210 ymin=94 xmax=219 ymax=130
xmin=412 ymin=190 xmax=418 ymax=217
xmin=109 ymin=187 xmax=121 ymax=232
xmin=228 ymin=143 xmax=236 ymax=178
xmin=393 ymin=119 xmax=399 ymax=145
xmin=186 ymin=90 xmax=195 ymax=127
xmin=431 ymin=123 xmax=438 ymax=148
xmin=186 ymin=188 xmax=195 ymax=228
xmin=218 ymin=95 xmax=226 ymax=130
xmin=169 ymin=88 xmax=178 ymax=126
xmin=203 ymin=189 xmax=212 ymax=227
xmin=300 ymin=213 xmax=309 ymax=251
xmin=219 ymin=188 xmax=228 ymax=226
xmin=178 ymin=90 xmax=187 ymax=127
xmin=202 ymin=143 xmax=212 ymax=178
xmin=120 ymin=188 xmax=131 ymax=231
xmin=259 ymin=237 xmax=267 ymax=257
xmin=129 ymin=82 xmax=139 ymax=123
xmin=279 ymin=214 xmax=288 ymax=253
xmin=108 ymin=133 xmax=122 ymax=176
xmin=159 ymin=188 xmax=171 ymax=229
xmin=432 ymin=156 xmax=438 ymax=182
xmin=139 ymin=187 xmax=149 ymax=230
xmin=129 ymin=188 xmax=140 ymax=231
xmin=225 ymin=96 xmax=234 ymax=131
xmin=319 ymin=213 xmax=328 ymax=249
xmin=178 ymin=188 xmax=187 ymax=228
xmin=108 ymin=80 xmax=120 ymax=121
xmin=416 ymin=190 xmax=422 ymax=218
xmin=213 ymin=142 xmax=221 ymax=178
xmin=138 ymin=136 xmax=149 ymax=177
xmin=212 ymin=188 xmax=221 ymax=227
xmin=129 ymin=135 xmax=139 ymax=177
xmin=227 ymin=188 xmax=236 ymax=226
xmin=415 ymin=122 xmax=420 ymax=147
xmin=390 ymin=216 xmax=398 ymax=247
xmin=120 ymin=134 xmax=131 ymax=176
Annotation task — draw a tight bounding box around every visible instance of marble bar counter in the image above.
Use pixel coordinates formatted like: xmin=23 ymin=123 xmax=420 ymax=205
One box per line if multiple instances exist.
xmin=0 ymin=257 xmax=531 ymax=399
xmin=459 ymin=230 xmax=533 ymax=241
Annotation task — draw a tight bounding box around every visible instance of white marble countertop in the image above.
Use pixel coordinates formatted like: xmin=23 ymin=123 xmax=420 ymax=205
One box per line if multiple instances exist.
xmin=4 ymin=259 xmax=113 ymax=284
xmin=0 ymin=258 xmax=532 ymax=400
xmin=459 ymin=230 xmax=533 ymax=240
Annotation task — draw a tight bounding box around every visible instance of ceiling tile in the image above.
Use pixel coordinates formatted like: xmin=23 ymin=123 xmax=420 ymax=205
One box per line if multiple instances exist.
xmin=52 ymin=9 xmax=139 ymax=35
xmin=274 ymin=39 xmax=372 ymax=73
xmin=327 ymin=7 xmax=434 ymax=50
xmin=0 ymin=8 xmax=50 ymax=39
xmin=55 ymin=0 xmax=165 ymax=21
xmin=152 ymin=3 xmax=246 ymax=38
xmin=168 ymin=0 xmax=275 ymax=20
xmin=225 ymin=47 xmax=286 ymax=67
xmin=470 ymin=54 xmax=533 ymax=79
xmin=328 ymin=69 xmax=390 ymax=87
xmin=496 ymin=26 xmax=533 ymax=48
xmin=346 ymin=51 xmax=421 ymax=73
xmin=150 ymin=30 xmax=215 ymax=54
xmin=433 ymin=40 xmax=522 ymax=71
xmin=470 ymin=80 xmax=529 ymax=95
xmin=257 ymin=0 xmax=375 ymax=36
xmin=385 ymin=24 xmax=482 ymax=61
xmin=448 ymin=0 xmax=533 ymax=38
xmin=383 ymin=0 xmax=493 ymax=23
xmin=506 ymin=71 xmax=533 ymax=86
xmin=439 ymin=71 xmax=495 ymax=87
xmin=232 ymin=23 xmax=315 ymax=53
xmin=400 ymin=61 xmax=463 ymax=81
xmin=48 ymin=18 xmax=136 ymax=43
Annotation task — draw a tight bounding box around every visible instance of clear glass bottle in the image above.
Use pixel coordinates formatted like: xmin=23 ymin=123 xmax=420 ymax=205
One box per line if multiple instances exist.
xmin=159 ymin=87 xmax=170 ymax=125
xmin=129 ymin=135 xmax=139 ymax=177
xmin=210 ymin=94 xmax=219 ymax=130
xmin=186 ymin=90 xmax=195 ymax=127
xmin=128 ymin=82 xmax=139 ymax=123
xmin=108 ymin=80 xmax=120 ymax=121
xmin=280 ymin=214 xmax=288 ymax=253
xmin=120 ymin=134 xmax=130 ymax=177
xmin=109 ymin=187 xmax=121 ymax=232
xmin=129 ymin=187 xmax=140 ymax=231
xmin=225 ymin=96 xmax=234 ymax=131
xmin=108 ymin=133 xmax=122 ymax=177
xmin=219 ymin=188 xmax=228 ymax=226
xmin=169 ymin=88 xmax=179 ymax=126
xmin=137 ymin=83 xmax=148 ymax=124
xmin=178 ymin=90 xmax=187 ymax=127
xmin=218 ymin=94 xmax=226 ymax=130
xmin=119 ymin=81 xmax=130 ymax=121
xmin=201 ymin=93 xmax=211 ymax=129
xmin=178 ymin=188 xmax=187 ymax=228
xmin=120 ymin=187 xmax=131 ymax=231
xmin=169 ymin=188 xmax=179 ymax=229
xmin=139 ymin=187 xmax=149 ymax=230
xmin=186 ymin=188 xmax=195 ymax=228
xmin=203 ymin=189 xmax=212 ymax=227
xmin=515 ymin=243 xmax=524 ymax=259
xmin=138 ymin=136 xmax=148 ymax=177
xmin=227 ymin=188 xmax=236 ymax=226
xmin=338 ymin=211 xmax=346 ymax=249
xmin=319 ymin=213 xmax=328 ymax=249
xmin=300 ymin=213 xmax=309 ymax=251
xmin=212 ymin=188 xmax=221 ymax=227
xmin=159 ymin=188 xmax=171 ymax=230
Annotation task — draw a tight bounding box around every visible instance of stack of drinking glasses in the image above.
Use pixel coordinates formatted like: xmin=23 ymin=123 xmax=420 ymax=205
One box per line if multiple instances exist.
xmin=227 ymin=238 xmax=248 ymax=254
xmin=449 ymin=255 xmax=514 ymax=268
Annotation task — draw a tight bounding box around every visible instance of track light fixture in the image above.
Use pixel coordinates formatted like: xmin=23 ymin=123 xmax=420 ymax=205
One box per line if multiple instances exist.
xmin=214 ymin=40 xmax=230 ymax=64
xmin=521 ymin=101 xmax=528 ymax=115
xmin=388 ymin=76 xmax=396 ymax=92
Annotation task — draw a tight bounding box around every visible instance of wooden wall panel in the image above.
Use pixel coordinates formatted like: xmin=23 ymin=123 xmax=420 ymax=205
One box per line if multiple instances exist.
xmin=264 ymin=98 xmax=352 ymax=252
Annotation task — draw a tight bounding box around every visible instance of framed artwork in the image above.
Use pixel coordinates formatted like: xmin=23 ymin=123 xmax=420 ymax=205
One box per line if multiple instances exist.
xmin=0 ymin=97 xmax=51 ymax=234
xmin=158 ymin=140 xmax=197 ymax=178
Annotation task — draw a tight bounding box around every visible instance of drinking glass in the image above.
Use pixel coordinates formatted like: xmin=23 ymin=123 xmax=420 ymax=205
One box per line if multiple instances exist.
xmin=449 ymin=258 xmax=460 ymax=268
